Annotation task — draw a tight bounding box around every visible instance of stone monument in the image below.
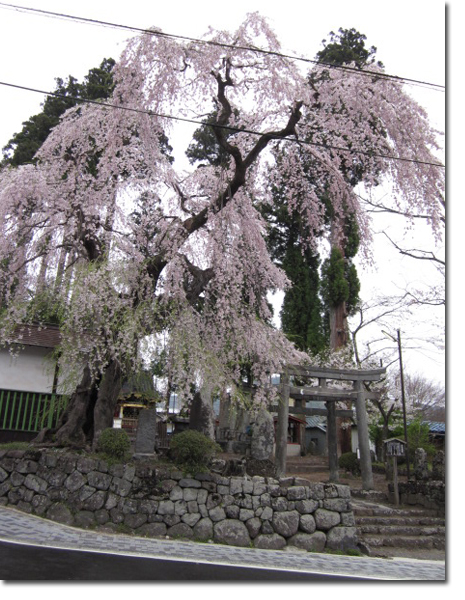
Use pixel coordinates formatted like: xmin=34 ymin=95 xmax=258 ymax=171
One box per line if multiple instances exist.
xmin=250 ymin=408 xmax=274 ymax=460
xmin=134 ymin=408 xmax=158 ymax=456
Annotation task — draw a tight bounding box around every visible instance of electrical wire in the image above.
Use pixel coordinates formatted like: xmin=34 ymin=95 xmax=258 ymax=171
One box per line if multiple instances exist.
xmin=0 ymin=80 xmax=445 ymax=168
xmin=0 ymin=1 xmax=445 ymax=92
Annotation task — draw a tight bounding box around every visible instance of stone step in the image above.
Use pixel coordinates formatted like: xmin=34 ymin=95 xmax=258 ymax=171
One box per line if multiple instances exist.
xmin=356 ymin=515 xmax=445 ymax=527
xmin=286 ymin=464 xmax=328 ymax=473
xmin=360 ymin=533 xmax=445 ymax=550
xmin=358 ymin=524 xmax=446 ymax=537
xmin=361 ymin=534 xmax=433 ymax=549
xmin=353 ymin=504 xmax=441 ymax=518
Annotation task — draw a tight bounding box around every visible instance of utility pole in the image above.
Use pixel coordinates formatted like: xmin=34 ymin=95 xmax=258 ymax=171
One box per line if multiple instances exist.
xmin=382 ymin=329 xmax=410 ymax=481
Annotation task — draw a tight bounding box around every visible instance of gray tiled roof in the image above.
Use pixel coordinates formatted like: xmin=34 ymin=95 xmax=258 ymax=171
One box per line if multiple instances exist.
xmin=10 ymin=324 xmax=62 ymax=348
xmin=424 ymin=421 xmax=445 ymax=434
xmin=305 ymin=416 xmax=326 ymax=431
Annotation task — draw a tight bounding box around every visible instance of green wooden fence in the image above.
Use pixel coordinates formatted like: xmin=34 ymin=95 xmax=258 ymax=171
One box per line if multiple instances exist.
xmin=0 ymin=388 xmax=68 ymax=432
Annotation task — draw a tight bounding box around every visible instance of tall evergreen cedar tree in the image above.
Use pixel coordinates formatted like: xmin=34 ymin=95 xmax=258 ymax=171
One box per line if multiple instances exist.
xmin=2 ymin=59 xmax=116 ymax=167
xmin=0 ymin=16 xmax=444 ymax=449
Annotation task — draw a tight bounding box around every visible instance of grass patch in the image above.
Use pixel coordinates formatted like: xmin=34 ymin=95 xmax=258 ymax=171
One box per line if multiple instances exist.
xmin=0 ymin=442 xmax=31 ymax=451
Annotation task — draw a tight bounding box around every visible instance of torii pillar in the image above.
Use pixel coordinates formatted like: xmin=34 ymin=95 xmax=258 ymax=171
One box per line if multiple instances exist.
xmin=354 ymin=379 xmax=374 ymax=490
xmin=275 ymin=371 xmax=290 ymax=478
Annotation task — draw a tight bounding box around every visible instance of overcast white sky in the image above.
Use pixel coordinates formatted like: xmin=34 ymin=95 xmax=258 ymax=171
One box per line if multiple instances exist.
xmin=0 ymin=0 xmax=448 ymax=387
xmin=0 ymin=0 xmax=457 ymax=593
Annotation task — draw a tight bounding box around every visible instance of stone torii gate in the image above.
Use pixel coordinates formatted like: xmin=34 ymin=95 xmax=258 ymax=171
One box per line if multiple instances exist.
xmin=274 ymin=364 xmax=386 ymax=490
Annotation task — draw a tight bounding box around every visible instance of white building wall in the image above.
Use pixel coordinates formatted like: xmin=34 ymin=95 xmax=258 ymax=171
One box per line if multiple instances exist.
xmin=351 ymin=427 xmax=377 ymax=459
xmin=0 ymin=347 xmax=56 ymax=393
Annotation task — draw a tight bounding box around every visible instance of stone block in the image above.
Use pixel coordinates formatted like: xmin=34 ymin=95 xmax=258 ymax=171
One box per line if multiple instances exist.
xmin=10 ymin=472 xmax=25 ymax=487
xmin=229 ymin=478 xmax=243 ymax=495
xmin=306 ymin=483 xmax=325 ymax=500
xmin=287 ymin=486 xmax=306 ymax=501
xmin=314 ymin=508 xmax=341 ymax=531
xmin=193 ymin=517 xmax=213 ymax=541
xmin=110 ymin=476 xmax=132 ymax=497
xmin=254 ymin=533 xmax=286 ymax=550
xmin=245 ymin=517 xmax=262 ymax=539
xmin=299 ymin=513 xmax=316 ymax=534
xmin=124 ymin=512 xmax=148 ymax=529
xmin=158 ymin=500 xmax=175 ymax=515
xmin=74 ymin=511 xmax=96 ymax=528
xmin=139 ymin=499 xmax=159 ymax=514
xmin=167 ymin=522 xmax=194 ymax=539
xmin=261 ymin=520 xmax=274 ymax=534
xmin=197 ymin=489 xmax=208 ymax=505
xmin=47 ymin=470 xmax=67 ymax=488
xmin=225 ymin=505 xmax=240 ymax=519
xmin=95 ymin=509 xmax=110 ymax=525
xmin=326 ymin=526 xmax=358 ymax=551
xmin=137 ymin=522 xmax=167 ymax=538
xmin=24 ymin=474 xmax=48 ymax=494
xmin=213 ymin=519 xmax=251 ymax=548
xmin=323 ymin=498 xmax=351 ymax=512
xmin=272 ymin=510 xmax=300 ymax=537
xmin=65 ymin=470 xmax=86 ymax=492
xmin=206 ymin=492 xmax=222 ymax=510
xmin=76 ymin=457 xmax=98 ymax=474
xmin=31 ymin=494 xmax=51 ymax=515
xmin=87 ymin=471 xmax=112 ymax=491
xmin=182 ymin=512 xmax=201 ymax=527
xmin=0 ymin=467 xmax=8 ymax=483
xmin=179 ymin=478 xmax=201 ymax=488
xmin=169 ymin=485 xmax=183 ymax=501
xmin=295 ymin=499 xmax=319 ymax=514
xmin=15 ymin=460 xmax=38 ymax=474
xmin=46 ymin=503 xmax=74 ymax=525
xmin=81 ymin=491 xmax=106 ymax=512
xmin=17 ymin=501 xmax=33 ymax=513
xmin=163 ymin=514 xmax=181 ymax=527
xmin=174 ymin=500 xmax=187 ymax=516
xmin=209 ymin=505 xmax=226 ymax=522
xmin=271 ymin=496 xmax=288 ymax=511
xmin=239 ymin=508 xmax=255 ymax=521
xmin=252 ymin=480 xmax=267 ymax=496
xmin=78 ymin=485 xmax=97 ymax=502
xmin=183 ymin=488 xmax=199 ymax=502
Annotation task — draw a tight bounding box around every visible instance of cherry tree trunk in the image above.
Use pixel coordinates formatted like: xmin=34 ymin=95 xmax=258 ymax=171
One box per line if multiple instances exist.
xmin=33 ymin=365 xmax=96 ymax=448
xmin=33 ymin=360 xmax=122 ymax=450
xmin=92 ymin=359 xmax=123 ymax=451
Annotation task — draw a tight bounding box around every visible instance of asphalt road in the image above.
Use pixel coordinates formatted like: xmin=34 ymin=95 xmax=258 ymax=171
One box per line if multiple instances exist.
xmin=0 ymin=540 xmax=368 ymax=581
xmin=0 ymin=505 xmax=446 ymax=581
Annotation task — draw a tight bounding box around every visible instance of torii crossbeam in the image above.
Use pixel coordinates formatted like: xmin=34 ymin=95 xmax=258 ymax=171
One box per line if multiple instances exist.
xmin=275 ymin=365 xmax=386 ymax=490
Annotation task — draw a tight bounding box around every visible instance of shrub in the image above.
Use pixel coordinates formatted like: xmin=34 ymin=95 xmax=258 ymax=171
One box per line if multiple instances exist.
xmin=97 ymin=428 xmax=130 ymax=459
xmin=338 ymin=451 xmax=360 ymax=475
xmin=169 ymin=429 xmax=221 ymax=474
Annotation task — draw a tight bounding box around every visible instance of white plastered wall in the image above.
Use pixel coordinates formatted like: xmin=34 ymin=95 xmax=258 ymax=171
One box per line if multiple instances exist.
xmin=0 ymin=346 xmax=56 ymax=393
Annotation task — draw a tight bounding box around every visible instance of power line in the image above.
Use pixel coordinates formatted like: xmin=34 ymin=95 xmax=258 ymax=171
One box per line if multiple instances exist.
xmin=0 ymin=80 xmax=445 ymax=169
xmin=0 ymin=1 xmax=445 ymax=92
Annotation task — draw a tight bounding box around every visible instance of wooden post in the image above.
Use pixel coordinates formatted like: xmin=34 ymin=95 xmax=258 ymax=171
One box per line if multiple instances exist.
xmin=354 ymin=380 xmax=374 ymax=490
xmin=276 ymin=371 xmax=290 ymax=478
xmin=392 ymin=455 xmax=399 ymax=506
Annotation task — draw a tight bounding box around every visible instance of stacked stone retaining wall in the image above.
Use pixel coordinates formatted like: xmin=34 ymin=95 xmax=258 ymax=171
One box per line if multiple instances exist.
xmin=0 ymin=449 xmax=358 ymax=552
xmin=391 ymin=480 xmax=445 ymax=514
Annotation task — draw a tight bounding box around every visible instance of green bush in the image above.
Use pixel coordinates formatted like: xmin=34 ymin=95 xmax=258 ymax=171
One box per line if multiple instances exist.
xmin=97 ymin=428 xmax=130 ymax=459
xmin=338 ymin=451 xmax=360 ymax=475
xmin=169 ymin=429 xmax=221 ymax=474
